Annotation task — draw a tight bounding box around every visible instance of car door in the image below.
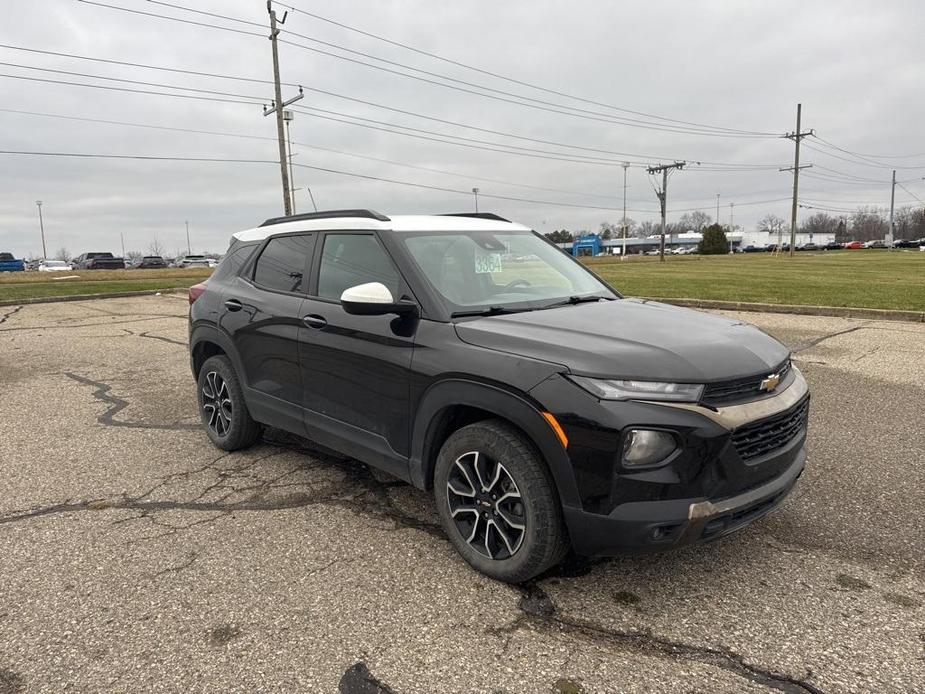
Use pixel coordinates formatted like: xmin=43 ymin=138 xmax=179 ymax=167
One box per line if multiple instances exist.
xmin=220 ymin=232 xmax=316 ymax=436
xmin=299 ymin=231 xmax=416 ymax=477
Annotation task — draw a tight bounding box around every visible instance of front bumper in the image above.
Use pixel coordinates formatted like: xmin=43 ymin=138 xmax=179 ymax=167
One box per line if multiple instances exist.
xmin=564 ymin=442 xmax=805 ymax=556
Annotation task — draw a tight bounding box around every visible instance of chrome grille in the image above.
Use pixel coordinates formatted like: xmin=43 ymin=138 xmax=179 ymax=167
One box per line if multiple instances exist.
xmin=732 ymin=396 xmax=809 ymax=462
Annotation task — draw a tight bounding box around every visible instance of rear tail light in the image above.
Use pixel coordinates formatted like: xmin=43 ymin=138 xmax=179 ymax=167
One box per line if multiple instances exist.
xmin=188 ymin=282 xmax=207 ymax=305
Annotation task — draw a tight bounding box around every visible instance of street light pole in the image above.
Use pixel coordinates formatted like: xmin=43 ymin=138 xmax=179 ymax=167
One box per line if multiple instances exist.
xmin=715 ymin=193 xmax=720 ymax=222
xmin=35 ymin=200 xmax=47 ymax=259
xmin=472 ymin=187 xmax=480 ymax=213
xmin=185 ymin=220 xmax=191 ymax=254
xmin=621 ymin=162 xmax=629 ymax=259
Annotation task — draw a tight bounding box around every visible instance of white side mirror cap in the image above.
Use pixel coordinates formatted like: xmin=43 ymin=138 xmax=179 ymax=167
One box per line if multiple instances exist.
xmin=340 ymin=282 xmax=394 ymax=305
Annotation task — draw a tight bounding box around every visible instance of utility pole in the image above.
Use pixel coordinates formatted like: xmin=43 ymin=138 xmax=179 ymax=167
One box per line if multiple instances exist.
xmin=35 ymin=200 xmax=47 ymax=259
xmin=185 ymin=220 xmax=191 ymax=254
xmin=621 ymin=162 xmax=630 ymax=259
xmin=283 ymin=109 xmax=297 ymax=213
xmin=781 ymin=103 xmax=814 ymax=257
xmin=264 ymin=1 xmax=303 ymax=216
xmin=472 ymin=187 xmax=480 ymax=212
xmin=120 ymin=232 xmax=125 ymax=259
xmin=888 ymin=169 xmax=896 ymax=251
xmin=646 ymin=162 xmax=686 ymax=262
xmin=306 ymin=187 xmax=318 ymax=212
xmin=729 ymin=202 xmax=735 ymax=230
xmin=715 ymin=193 xmax=720 ymax=223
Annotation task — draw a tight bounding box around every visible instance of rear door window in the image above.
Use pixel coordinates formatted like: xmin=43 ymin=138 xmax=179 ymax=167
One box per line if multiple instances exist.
xmin=252 ymin=234 xmax=316 ymax=294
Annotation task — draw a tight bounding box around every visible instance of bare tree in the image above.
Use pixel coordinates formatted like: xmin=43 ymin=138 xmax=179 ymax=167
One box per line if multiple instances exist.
xmin=147 ymin=236 xmax=166 ymax=257
xmin=800 ymin=212 xmax=839 ymax=237
xmin=53 ymin=246 xmax=71 ymax=261
xmin=678 ymin=210 xmax=711 ymax=231
xmin=125 ymin=251 xmax=143 ymax=265
xmin=757 ymin=214 xmax=786 ymax=234
xmin=637 ymin=220 xmax=659 ymax=238
xmin=851 ymin=207 xmax=888 ymax=242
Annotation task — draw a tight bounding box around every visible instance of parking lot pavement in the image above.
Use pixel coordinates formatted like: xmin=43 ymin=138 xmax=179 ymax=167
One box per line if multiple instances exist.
xmin=0 ymin=297 xmax=922 ymax=694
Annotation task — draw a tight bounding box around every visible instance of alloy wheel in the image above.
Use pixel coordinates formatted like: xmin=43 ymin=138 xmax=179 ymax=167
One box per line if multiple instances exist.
xmin=201 ymin=371 xmax=233 ymax=437
xmin=446 ymin=451 xmax=526 ymax=560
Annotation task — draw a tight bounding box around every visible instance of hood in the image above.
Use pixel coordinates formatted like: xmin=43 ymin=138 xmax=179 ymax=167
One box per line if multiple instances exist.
xmin=454 ymin=298 xmax=790 ymax=382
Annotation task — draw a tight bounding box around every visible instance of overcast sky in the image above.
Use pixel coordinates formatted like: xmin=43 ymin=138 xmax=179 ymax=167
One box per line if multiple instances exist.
xmin=1 ymin=0 xmax=923 ymax=257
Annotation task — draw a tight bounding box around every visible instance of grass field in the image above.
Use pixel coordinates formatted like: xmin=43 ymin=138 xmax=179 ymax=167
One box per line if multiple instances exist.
xmin=0 ymin=268 xmax=213 ymax=301
xmin=1 ymin=250 xmax=923 ymax=311
xmin=583 ymin=250 xmax=925 ymax=311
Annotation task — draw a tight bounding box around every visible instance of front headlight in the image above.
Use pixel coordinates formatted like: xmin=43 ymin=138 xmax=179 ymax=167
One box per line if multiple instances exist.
xmin=569 ymin=376 xmax=704 ymax=402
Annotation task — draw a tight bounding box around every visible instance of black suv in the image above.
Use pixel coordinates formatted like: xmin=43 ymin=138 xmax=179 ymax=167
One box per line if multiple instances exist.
xmin=189 ymin=210 xmax=809 ymax=582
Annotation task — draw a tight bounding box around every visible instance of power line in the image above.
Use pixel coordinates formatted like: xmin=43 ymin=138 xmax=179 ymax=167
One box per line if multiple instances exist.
xmin=0 ymin=148 xmax=664 ymax=212
xmin=0 ymin=148 xmax=788 ymax=215
xmin=0 ymin=45 xmax=791 ymax=169
xmin=0 ymin=71 xmax=261 ymax=105
xmin=78 ymin=0 xmax=780 ymax=138
xmin=0 ymin=107 xmax=642 ymax=201
xmin=270 ymin=0 xmax=779 ymax=137
xmin=812 ymin=135 xmax=925 ymax=167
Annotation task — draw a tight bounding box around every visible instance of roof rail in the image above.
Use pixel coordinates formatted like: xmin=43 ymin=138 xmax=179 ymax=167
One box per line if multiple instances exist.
xmin=441 ymin=212 xmax=510 ymax=222
xmin=259 ymin=209 xmax=390 ymax=227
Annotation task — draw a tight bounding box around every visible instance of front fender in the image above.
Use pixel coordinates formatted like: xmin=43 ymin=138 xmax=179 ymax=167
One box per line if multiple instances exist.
xmin=408 ymin=378 xmax=581 ymax=509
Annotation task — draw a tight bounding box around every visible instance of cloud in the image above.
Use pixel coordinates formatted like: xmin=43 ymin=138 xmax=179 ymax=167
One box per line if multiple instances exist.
xmin=1 ymin=0 xmax=921 ymax=256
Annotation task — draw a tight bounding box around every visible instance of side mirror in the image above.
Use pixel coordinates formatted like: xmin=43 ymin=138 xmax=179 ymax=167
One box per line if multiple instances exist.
xmin=340 ymin=282 xmax=418 ymax=316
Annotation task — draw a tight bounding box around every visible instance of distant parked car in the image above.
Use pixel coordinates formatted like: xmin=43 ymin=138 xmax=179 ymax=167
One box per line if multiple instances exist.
xmin=741 ymin=245 xmax=764 ymax=253
xmin=863 ymin=240 xmax=886 ymax=249
xmin=823 ymin=241 xmax=843 ymax=250
xmin=799 ymin=242 xmax=819 ymax=251
xmin=0 ymin=252 xmax=25 ymax=272
xmin=173 ymin=254 xmax=216 ymax=269
xmin=132 ymin=255 xmax=168 ymax=269
xmin=844 ymin=241 xmax=863 ymax=250
xmin=38 ymin=260 xmax=72 ymax=272
xmin=73 ymin=252 xmax=125 ymax=270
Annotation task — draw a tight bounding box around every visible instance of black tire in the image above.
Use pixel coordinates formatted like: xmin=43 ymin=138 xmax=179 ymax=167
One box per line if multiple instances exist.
xmin=197 ymin=355 xmax=262 ymax=451
xmin=434 ymin=419 xmax=569 ymax=583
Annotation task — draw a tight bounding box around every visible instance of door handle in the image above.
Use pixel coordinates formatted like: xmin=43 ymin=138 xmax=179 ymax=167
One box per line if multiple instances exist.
xmin=224 ymin=298 xmax=243 ymax=312
xmin=302 ymin=314 xmax=327 ymax=329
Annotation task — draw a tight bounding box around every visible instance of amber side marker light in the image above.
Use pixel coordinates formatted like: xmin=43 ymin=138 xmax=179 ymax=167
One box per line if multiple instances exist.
xmin=541 ymin=412 xmax=569 ymax=449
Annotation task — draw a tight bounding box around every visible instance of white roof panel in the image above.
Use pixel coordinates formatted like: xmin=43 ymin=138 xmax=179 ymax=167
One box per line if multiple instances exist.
xmin=231 ymin=213 xmax=530 ymax=244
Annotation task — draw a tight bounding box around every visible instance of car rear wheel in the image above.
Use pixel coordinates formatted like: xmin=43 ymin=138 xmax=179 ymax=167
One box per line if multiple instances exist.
xmin=434 ymin=419 xmax=569 ymax=583
xmin=197 ymin=355 xmax=262 ymax=451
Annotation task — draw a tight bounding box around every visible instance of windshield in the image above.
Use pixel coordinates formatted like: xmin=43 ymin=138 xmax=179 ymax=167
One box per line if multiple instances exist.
xmin=400 ymin=230 xmax=617 ymax=313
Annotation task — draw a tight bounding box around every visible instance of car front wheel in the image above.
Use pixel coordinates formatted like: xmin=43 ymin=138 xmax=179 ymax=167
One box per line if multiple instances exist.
xmin=434 ymin=419 xmax=569 ymax=583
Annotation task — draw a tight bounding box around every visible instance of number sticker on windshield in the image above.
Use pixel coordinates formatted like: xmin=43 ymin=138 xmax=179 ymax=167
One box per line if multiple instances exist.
xmin=475 ymin=253 xmax=503 ymax=274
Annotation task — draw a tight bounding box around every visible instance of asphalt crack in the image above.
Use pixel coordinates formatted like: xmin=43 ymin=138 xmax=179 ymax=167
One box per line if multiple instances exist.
xmin=503 ymin=582 xmax=825 ymax=694
xmin=792 ymin=324 xmax=869 ymax=353
xmin=0 ymin=305 xmax=22 ymax=325
xmin=64 ymin=372 xmax=199 ymax=431
xmin=0 ymin=436 xmax=443 ymax=546
xmin=138 ymin=330 xmax=187 ymax=347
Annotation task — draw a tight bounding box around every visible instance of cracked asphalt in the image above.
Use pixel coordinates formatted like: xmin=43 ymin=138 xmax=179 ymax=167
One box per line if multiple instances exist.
xmin=0 ymin=296 xmax=922 ymax=693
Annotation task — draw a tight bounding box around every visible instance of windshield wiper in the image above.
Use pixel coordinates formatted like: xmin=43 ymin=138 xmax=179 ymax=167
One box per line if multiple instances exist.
xmin=539 ymin=295 xmax=614 ymax=310
xmin=450 ymin=305 xmax=534 ymax=318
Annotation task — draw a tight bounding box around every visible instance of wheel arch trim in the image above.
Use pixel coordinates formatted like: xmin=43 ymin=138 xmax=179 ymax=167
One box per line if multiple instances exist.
xmin=408 ymin=378 xmax=581 ymax=508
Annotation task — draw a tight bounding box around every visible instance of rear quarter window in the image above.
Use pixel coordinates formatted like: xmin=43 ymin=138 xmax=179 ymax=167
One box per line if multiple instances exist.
xmin=210 ymin=244 xmax=257 ymax=282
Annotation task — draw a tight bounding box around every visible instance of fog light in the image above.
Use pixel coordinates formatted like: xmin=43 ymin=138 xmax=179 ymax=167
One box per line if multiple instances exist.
xmin=622 ymin=429 xmax=677 ymax=467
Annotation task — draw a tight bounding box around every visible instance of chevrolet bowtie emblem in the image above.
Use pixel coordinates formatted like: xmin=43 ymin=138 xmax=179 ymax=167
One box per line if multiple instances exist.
xmin=759 ymin=373 xmax=781 ymax=392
